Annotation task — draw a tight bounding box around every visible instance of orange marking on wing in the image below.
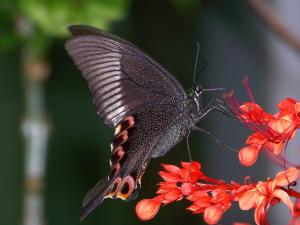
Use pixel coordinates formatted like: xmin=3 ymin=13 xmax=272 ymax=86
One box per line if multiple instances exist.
xmin=111 ymin=130 xmax=128 ymax=150
xmin=110 ymin=147 xmax=125 ymax=167
xmin=106 ymin=177 xmax=122 ymax=199
xmin=112 ymin=146 xmax=122 ymax=155
xmin=114 ymin=116 xmax=135 ymax=136
xmin=125 ymin=116 xmax=135 ymax=127
xmin=116 ymin=176 xmax=136 ymax=200
xmin=114 ymin=163 xmax=121 ymax=171
xmin=117 ymin=130 xmax=128 ymax=140
xmin=114 ymin=124 xmax=122 ymax=135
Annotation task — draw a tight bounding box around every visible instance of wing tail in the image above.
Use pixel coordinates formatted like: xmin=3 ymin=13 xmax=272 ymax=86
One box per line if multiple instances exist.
xmin=80 ymin=178 xmax=113 ymax=221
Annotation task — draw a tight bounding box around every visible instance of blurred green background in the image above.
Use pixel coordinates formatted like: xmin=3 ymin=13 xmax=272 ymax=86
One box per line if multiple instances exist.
xmin=2 ymin=0 xmax=300 ymax=225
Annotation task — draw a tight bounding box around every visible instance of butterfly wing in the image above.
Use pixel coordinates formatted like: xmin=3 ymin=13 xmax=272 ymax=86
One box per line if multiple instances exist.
xmin=65 ymin=25 xmax=186 ymax=127
xmin=65 ymin=25 xmax=188 ymax=220
xmin=80 ymin=102 xmax=186 ymax=220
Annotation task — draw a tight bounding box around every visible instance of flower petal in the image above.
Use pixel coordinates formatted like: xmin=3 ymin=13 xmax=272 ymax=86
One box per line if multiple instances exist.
xmin=181 ymin=182 xmax=195 ymax=196
xmin=239 ymin=189 xmax=259 ymax=210
xmin=254 ymin=198 xmax=268 ymax=225
xmin=268 ymin=116 xmax=294 ymax=135
xmin=273 ymin=189 xmax=293 ymax=215
xmin=239 ymin=103 xmax=272 ymax=124
xmin=157 ymin=182 xmax=177 ymax=190
xmin=277 ymin=98 xmax=296 ymax=111
xmin=187 ymin=204 xmax=203 ymax=213
xmin=203 ymin=206 xmax=223 ymax=225
xmin=246 ymin=133 xmax=266 ymax=145
xmin=239 ymin=145 xmax=260 ymax=166
xmin=161 ymin=164 xmax=181 ymax=174
xmin=295 ymin=102 xmax=300 ymax=120
xmin=276 ymin=167 xmax=299 ymax=187
xmin=265 ymin=141 xmax=284 ymax=155
xmin=192 ymin=199 xmax=211 ymax=208
xmin=159 ymin=171 xmax=181 ymax=182
xmin=135 ymin=198 xmax=161 ymax=221
xmin=186 ymin=190 xmax=210 ymax=202
xmin=162 ymin=189 xmax=182 ymax=203
xmin=256 ymin=181 xmax=268 ymax=196
xmin=181 ymin=161 xmax=201 ymax=171
xmin=156 ymin=182 xmax=177 ymax=194
xmin=294 ymin=199 xmax=300 ymax=212
xmin=180 ymin=169 xmax=203 ymax=182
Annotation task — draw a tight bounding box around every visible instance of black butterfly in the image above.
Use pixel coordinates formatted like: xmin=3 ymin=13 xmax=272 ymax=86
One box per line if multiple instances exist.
xmin=65 ymin=25 xmax=231 ymax=221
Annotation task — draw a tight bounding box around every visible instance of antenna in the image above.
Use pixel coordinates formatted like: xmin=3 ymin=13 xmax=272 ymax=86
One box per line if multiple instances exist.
xmin=193 ymin=42 xmax=200 ymax=85
xmin=193 ymin=43 xmax=208 ymax=85
xmin=199 ymin=60 xmax=208 ymax=73
xmin=203 ymin=87 xmax=225 ymax=92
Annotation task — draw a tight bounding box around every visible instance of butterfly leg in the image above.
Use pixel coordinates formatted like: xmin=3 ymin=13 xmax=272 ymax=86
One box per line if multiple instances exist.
xmin=186 ymin=130 xmax=195 ymax=181
xmin=193 ymin=126 xmax=237 ymax=152
xmin=197 ymin=98 xmax=237 ymax=122
xmin=214 ymin=98 xmax=238 ymax=119
xmin=186 ymin=130 xmax=193 ymax=162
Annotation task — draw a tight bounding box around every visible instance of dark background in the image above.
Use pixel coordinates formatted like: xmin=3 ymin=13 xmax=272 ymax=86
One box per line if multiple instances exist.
xmin=1 ymin=0 xmax=300 ymax=224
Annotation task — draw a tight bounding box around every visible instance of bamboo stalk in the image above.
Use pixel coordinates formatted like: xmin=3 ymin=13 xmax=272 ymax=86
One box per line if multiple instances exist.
xmin=18 ymin=17 xmax=50 ymax=225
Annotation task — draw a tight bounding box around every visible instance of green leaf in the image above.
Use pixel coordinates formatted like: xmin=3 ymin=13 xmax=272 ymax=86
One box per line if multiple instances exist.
xmin=18 ymin=0 xmax=132 ymax=37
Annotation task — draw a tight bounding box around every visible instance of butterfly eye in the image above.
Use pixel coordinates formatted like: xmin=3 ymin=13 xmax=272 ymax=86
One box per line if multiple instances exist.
xmin=193 ymin=85 xmax=202 ymax=95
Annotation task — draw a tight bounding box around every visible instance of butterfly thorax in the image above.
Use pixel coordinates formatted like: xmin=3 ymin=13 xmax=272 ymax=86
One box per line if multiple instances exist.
xmin=187 ymin=84 xmax=204 ymax=123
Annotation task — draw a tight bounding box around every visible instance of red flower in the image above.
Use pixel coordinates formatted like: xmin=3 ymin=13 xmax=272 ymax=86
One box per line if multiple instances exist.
xmin=224 ymin=78 xmax=300 ymax=166
xmin=203 ymin=205 xmax=223 ymax=225
xmin=238 ymin=133 xmax=266 ymax=166
xmin=239 ymin=102 xmax=272 ymax=125
xmin=157 ymin=162 xmax=203 ymax=204
xmin=187 ymin=188 xmax=233 ymax=224
xmin=135 ymin=162 xmax=203 ymax=220
xmin=239 ymin=167 xmax=299 ymax=225
xmin=135 ymin=197 xmax=162 ymax=221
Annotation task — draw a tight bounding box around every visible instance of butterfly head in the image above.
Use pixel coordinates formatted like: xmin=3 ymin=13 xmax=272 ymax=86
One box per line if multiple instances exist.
xmin=188 ymin=84 xmax=204 ymax=116
xmin=193 ymin=84 xmax=203 ymax=97
xmin=189 ymin=84 xmax=225 ymax=117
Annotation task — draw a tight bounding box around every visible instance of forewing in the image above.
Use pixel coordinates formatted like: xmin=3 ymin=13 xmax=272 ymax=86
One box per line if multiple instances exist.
xmin=65 ymin=25 xmax=186 ymax=127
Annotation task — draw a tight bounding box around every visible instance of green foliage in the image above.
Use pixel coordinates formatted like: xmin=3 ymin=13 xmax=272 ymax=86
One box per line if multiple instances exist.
xmin=0 ymin=0 xmax=20 ymax=49
xmin=169 ymin=0 xmax=201 ymax=17
xmin=0 ymin=0 xmax=131 ymax=50
xmin=18 ymin=0 xmax=132 ymax=37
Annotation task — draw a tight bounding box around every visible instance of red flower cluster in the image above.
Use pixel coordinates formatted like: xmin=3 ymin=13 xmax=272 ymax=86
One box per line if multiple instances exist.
xmin=135 ymin=162 xmax=299 ymax=225
xmin=224 ymin=78 xmax=300 ymax=166
xmin=136 ymin=162 xmax=203 ymax=221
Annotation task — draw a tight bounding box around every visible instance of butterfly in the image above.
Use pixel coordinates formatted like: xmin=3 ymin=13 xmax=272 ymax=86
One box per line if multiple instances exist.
xmin=65 ymin=25 xmax=230 ymax=221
